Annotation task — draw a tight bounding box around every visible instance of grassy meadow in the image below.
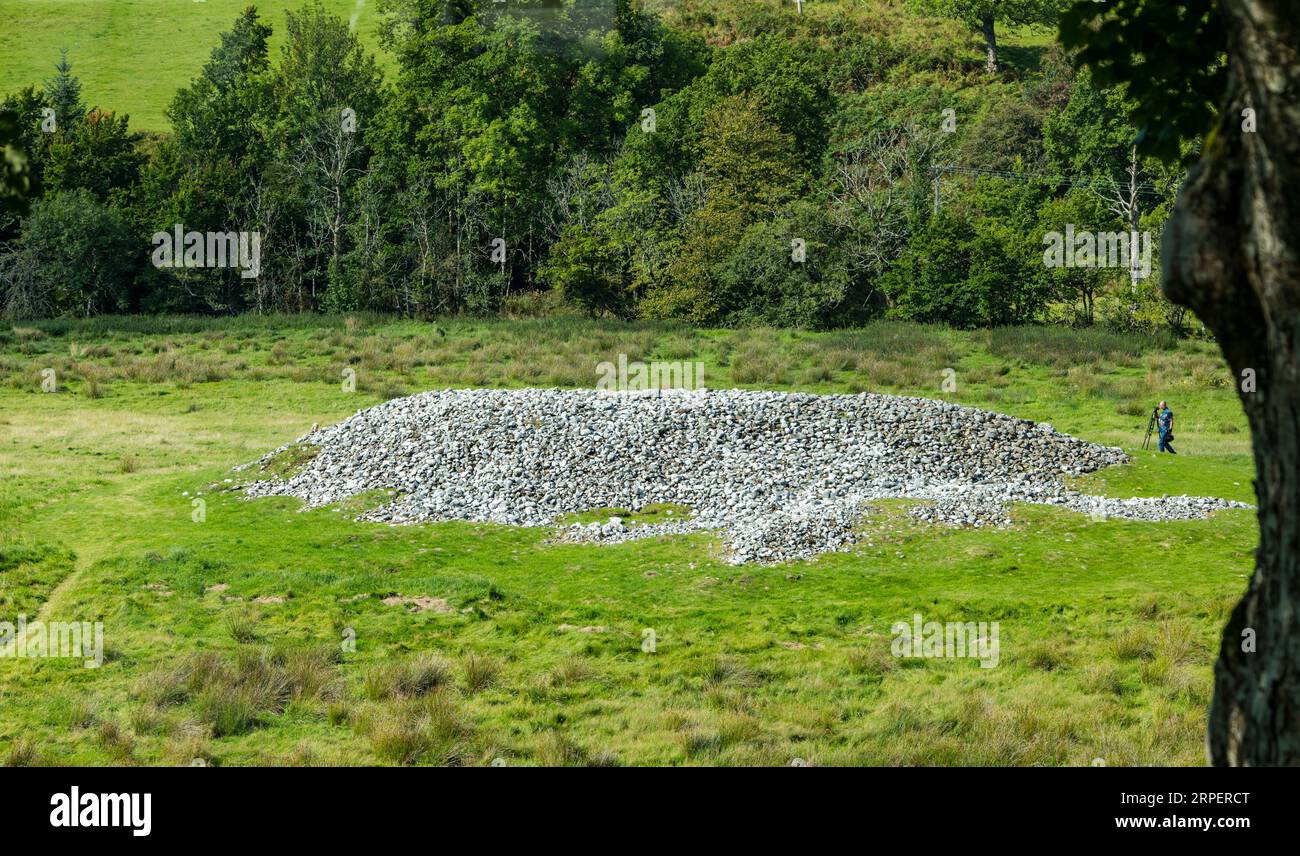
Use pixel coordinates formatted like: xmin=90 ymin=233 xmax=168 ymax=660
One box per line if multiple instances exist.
xmin=0 ymin=315 xmax=1257 ymax=766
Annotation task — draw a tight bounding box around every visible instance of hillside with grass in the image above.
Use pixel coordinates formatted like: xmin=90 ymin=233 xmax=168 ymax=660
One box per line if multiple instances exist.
xmin=0 ymin=0 xmax=388 ymax=131
xmin=0 ymin=317 xmax=1255 ymax=765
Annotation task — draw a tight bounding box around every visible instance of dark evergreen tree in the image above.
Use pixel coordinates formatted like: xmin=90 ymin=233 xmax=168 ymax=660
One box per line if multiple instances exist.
xmin=43 ymin=49 xmax=86 ymax=130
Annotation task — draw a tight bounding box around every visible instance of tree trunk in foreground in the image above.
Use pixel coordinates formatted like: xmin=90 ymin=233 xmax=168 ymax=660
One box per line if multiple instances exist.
xmin=981 ymin=15 xmax=998 ymax=74
xmin=1162 ymin=0 xmax=1300 ymax=765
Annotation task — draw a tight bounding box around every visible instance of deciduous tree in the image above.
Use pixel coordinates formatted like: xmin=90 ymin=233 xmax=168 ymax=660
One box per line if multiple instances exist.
xmin=1064 ymin=0 xmax=1300 ymax=764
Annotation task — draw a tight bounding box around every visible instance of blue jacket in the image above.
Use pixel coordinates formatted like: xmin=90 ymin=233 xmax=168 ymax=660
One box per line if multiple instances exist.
xmin=1158 ymin=407 xmax=1174 ymax=435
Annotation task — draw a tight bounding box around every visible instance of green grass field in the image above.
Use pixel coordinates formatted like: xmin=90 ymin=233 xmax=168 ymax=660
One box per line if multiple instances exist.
xmin=0 ymin=316 xmax=1257 ymax=765
xmin=1 ymin=0 xmax=388 ymax=132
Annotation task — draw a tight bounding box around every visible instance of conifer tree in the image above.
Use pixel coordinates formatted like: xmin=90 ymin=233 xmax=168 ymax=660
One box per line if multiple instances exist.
xmin=43 ymin=49 xmax=86 ymax=130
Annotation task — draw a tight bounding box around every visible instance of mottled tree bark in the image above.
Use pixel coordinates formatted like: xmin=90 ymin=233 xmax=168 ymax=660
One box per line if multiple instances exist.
xmin=1161 ymin=0 xmax=1300 ymax=765
xmin=981 ymin=14 xmax=998 ymax=74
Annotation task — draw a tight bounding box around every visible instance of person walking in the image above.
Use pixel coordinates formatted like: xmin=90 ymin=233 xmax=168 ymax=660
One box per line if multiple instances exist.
xmin=1157 ymin=399 xmax=1176 ymax=454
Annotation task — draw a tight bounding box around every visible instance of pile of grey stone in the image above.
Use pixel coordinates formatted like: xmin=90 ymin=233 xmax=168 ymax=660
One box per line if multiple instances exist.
xmin=238 ymin=388 xmax=1249 ymax=563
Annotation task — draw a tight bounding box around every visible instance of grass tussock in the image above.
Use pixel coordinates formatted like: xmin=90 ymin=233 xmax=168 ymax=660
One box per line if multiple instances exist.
xmin=362 ymin=653 xmax=453 ymax=701
xmin=534 ymin=730 xmax=615 ymax=767
xmin=354 ymin=692 xmax=471 ymax=766
xmin=2 ymin=739 xmax=45 ymax=767
xmin=700 ymin=655 xmax=764 ymax=689
xmin=133 ymin=645 xmax=342 ymax=738
xmin=95 ymin=719 xmax=137 ymax=763
xmin=224 ymin=611 xmax=260 ymax=643
xmin=461 ymin=653 xmax=502 ymax=694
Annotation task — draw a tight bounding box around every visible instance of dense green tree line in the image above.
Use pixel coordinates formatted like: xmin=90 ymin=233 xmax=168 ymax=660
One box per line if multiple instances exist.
xmin=0 ymin=0 xmax=1196 ymax=332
